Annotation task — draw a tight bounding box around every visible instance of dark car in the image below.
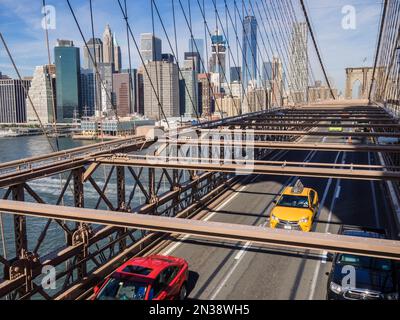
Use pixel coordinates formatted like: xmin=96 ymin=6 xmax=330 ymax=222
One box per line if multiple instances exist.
xmin=326 ymin=225 xmax=399 ymax=300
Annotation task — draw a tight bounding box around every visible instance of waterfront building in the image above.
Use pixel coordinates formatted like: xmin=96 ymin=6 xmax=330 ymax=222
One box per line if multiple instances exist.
xmin=98 ymin=62 xmax=114 ymax=113
xmin=54 ymin=39 xmax=81 ymax=123
xmin=26 ymin=65 xmax=56 ymax=124
xmin=80 ymin=68 xmax=96 ymax=117
xmin=0 ymin=78 xmax=31 ymax=123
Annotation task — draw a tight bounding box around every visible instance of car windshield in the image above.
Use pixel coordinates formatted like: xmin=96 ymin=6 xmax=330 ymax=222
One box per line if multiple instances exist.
xmin=277 ymin=195 xmax=309 ymax=208
xmin=338 ymin=254 xmax=392 ymax=272
xmin=96 ymin=277 xmax=148 ymax=300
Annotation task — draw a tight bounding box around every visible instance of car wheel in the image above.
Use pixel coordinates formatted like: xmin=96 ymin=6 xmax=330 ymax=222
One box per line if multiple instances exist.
xmin=179 ymin=283 xmax=187 ymax=300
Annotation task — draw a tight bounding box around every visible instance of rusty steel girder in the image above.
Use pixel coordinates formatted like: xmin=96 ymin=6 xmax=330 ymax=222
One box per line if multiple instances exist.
xmin=0 ymin=200 xmax=399 ymax=260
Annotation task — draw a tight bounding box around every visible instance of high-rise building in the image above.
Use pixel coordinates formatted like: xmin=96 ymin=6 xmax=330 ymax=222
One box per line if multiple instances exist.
xmin=80 ymin=68 xmax=96 ymax=117
xmin=103 ymin=24 xmax=114 ymax=65
xmin=209 ymin=30 xmax=226 ymax=80
xmin=308 ymin=80 xmax=338 ymax=103
xmin=289 ymin=22 xmax=309 ymax=104
xmin=188 ymin=38 xmax=205 ymax=72
xmin=180 ymin=62 xmax=199 ymax=117
xmin=113 ymin=33 xmax=122 ymax=72
xmin=161 ymin=54 xmax=175 ymax=64
xmin=262 ymin=62 xmax=273 ymax=85
xmin=26 ymin=65 xmax=56 ymax=124
xmin=143 ymin=60 xmax=179 ymax=119
xmin=271 ymin=57 xmax=283 ymax=107
xmin=0 ymin=78 xmax=31 ymax=123
xmin=54 ymin=39 xmax=81 ymax=123
xmin=242 ymin=16 xmax=258 ymax=90
xmin=140 ymin=33 xmax=162 ymax=63
xmin=98 ymin=62 xmax=114 ymax=113
xmin=137 ymin=68 xmax=144 ymax=115
xmin=230 ymin=66 xmax=241 ymax=83
xmin=121 ymin=68 xmax=137 ymax=115
xmin=198 ymin=73 xmax=211 ymax=117
xmin=83 ymin=38 xmax=103 ymax=70
xmin=184 ymin=52 xmax=201 ymax=74
xmin=113 ymin=73 xmax=131 ymax=117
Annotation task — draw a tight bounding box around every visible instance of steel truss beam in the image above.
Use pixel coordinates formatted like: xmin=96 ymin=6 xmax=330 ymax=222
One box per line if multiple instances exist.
xmin=0 ymin=200 xmax=399 ymax=260
xmin=96 ymin=156 xmax=400 ymax=181
xmin=159 ymin=139 xmax=400 ymax=153
xmin=199 ymin=129 xmax=400 ymax=138
xmin=223 ymin=122 xmax=400 ymax=129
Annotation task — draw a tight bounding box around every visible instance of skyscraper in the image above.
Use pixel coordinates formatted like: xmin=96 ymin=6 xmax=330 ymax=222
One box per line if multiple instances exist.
xmin=98 ymin=62 xmax=114 ymax=113
xmin=198 ymin=73 xmax=212 ymax=116
xmin=83 ymin=38 xmax=103 ymax=70
xmin=289 ymin=22 xmax=309 ymax=104
xmin=54 ymin=39 xmax=81 ymax=123
xmin=184 ymin=52 xmax=201 ymax=74
xmin=271 ymin=56 xmax=283 ymax=107
xmin=188 ymin=38 xmax=205 ymax=72
xmin=113 ymin=73 xmax=131 ymax=117
xmin=0 ymin=78 xmax=30 ymax=123
xmin=242 ymin=16 xmax=258 ymax=90
xmin=180 ymin=60 xmax=199 ymax=117
xmin=209 ymin=29 xmax=226 ymax=80
xmin=262 ymin=61 xmax=273 ymax=88
xmin=121 ymin=68 xmax=137 ymax=115
xmin=140 ymin=33 xmax=162 ymax=63
xmin=80 ymin=68 xmax=96 ymax=117
xmin=230 ymin=66 xmax=241 ymax=83
xmin=143 ymin=60 xmax=179 ymax=119
xmin=26 ymin=65 xmax=56 ymax=124
xmin=113 ymin=33 xmax=122 ymax=72
xmin=103 ymin=24 xmax=114 ymax=65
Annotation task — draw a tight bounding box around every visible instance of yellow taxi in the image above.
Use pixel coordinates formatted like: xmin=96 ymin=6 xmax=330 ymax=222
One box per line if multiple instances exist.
xmin=269 ymin=180 xmax=319 ymax=232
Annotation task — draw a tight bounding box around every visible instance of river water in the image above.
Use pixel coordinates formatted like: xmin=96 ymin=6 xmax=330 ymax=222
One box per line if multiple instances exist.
xmin=0 ymin=136 xmax=174 ymax=266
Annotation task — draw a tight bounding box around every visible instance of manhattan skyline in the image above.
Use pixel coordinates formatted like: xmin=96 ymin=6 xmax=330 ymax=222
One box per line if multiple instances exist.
xmin=0 ymin=0 xmax=381 ymax=93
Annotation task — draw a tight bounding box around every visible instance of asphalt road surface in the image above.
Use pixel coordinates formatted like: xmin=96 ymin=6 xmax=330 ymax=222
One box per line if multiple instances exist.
xmin=160 ymin=126 xmax=397 ymax=300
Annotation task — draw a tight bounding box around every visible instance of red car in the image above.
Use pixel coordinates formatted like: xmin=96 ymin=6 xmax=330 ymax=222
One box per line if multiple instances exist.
xmin=93 ymin=255 xmax=189 ymax=300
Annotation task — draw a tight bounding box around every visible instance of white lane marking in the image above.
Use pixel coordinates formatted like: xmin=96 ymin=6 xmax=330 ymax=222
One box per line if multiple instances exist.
xmin=234 ymin=221 xmax=268 ymax=261
xmin=308 ymin=152 xmax=345 ymax=300
xmin=162 ymin=149 xmax=288 ymax=255
xmin=335 ymin=186 xmax=341 ymax=199
xmin=321 ymin=251 xmax=328 ymax=264
xmin=368 ymin=152 xmax=380 ymax=228
xmin=163 ymin=235 xmax=190 ymax=256
xmin=209 ymin=149 xmax=321 ymax=300
xmin=234 ymin=241 xmax=252 ymax=260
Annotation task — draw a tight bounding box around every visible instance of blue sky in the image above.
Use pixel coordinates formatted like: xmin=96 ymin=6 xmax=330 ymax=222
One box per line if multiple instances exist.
xmin=0 ymin=0 xmax=383 ymax=93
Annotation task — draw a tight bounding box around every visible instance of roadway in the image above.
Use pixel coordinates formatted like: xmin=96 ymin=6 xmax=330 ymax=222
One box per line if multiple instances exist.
xmin=158 ymin=126 xmax=396 ymax=300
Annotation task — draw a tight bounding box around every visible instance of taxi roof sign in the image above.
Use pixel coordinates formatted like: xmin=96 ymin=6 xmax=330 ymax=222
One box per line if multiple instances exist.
xmin=292 ymin=179 xmax=304 ymax=194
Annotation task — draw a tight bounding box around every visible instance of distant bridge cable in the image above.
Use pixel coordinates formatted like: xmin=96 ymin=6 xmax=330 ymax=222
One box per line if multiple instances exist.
xmin=299 ymin=0 xmax=336 ymax=100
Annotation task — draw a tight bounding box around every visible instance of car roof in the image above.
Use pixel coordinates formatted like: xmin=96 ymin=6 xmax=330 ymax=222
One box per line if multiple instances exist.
xmin=342 ymin=229 xmax=387 ymax=239
xmin=113 ymin=255 xmax=182 ymax=282
xmin=282 ymin=186 xmax=312 ymax=197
